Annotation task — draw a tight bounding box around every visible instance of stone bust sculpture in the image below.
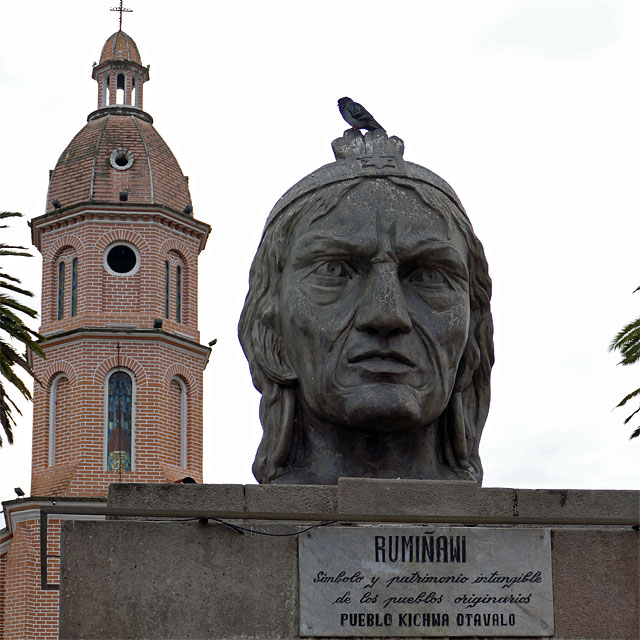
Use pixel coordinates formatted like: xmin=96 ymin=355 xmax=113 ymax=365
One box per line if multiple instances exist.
xmin=239 ymin=129 xmax=494 ymax=485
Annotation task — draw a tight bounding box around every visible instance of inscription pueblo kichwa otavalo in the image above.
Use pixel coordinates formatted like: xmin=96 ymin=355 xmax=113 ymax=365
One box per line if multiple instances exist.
xmin=299 ymin=527 xmax=554 ymax=638
xmin=239 ymin=128 xmax=494 ymax=485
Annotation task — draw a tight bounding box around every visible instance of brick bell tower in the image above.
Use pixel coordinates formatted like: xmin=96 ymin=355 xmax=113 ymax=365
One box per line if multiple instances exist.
xmin=29 ymin=29 xmax=211 ymax=496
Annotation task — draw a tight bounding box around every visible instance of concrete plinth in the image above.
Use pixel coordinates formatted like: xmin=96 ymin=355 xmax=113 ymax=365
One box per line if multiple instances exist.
xmin=58 ymin=480 xmax=639 ymax=639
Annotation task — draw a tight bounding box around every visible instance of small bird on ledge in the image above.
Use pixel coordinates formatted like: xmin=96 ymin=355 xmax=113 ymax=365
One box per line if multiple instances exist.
xmin=338 ymin=97 xmax=386 ymax=132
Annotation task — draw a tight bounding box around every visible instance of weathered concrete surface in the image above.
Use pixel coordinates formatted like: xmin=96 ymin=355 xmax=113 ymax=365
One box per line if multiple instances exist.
xmin=59 ymin=482 xmax=639 ymax=639
xmin=107 ymin=480 xmax=638 ymax=523
xmin=551 ymin=529 xmax=637 ymax=640
xmin=60 ymin=519 xmax=300 ymax=639
xmin=336 ymin=478 xmax=638 ymax=523
xmin=107 ymin=481 xmax=338 ymax=515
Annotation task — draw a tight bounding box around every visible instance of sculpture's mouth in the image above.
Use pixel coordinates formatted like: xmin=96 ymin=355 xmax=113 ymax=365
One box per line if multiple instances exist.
xmin=347 ymin=350 xmax=415 ymax=374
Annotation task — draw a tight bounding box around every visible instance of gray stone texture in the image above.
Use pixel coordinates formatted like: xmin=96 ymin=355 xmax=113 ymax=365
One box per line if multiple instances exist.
xmin=59 ymin=481 xmax=639 ymax=639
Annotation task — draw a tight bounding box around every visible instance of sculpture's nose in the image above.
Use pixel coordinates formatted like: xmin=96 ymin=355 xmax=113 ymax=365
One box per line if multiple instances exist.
xmin=355 ymin=263 xmax=412 ymax=335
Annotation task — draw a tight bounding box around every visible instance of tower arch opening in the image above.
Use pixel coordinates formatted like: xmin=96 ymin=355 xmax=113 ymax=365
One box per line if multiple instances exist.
xmin=116 ymin=73 xmax=126 ymax=104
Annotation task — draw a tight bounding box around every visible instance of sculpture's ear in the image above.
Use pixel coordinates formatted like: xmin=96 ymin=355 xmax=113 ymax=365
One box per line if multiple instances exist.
xmin=251 ymin=307 xmax=297 ymax=386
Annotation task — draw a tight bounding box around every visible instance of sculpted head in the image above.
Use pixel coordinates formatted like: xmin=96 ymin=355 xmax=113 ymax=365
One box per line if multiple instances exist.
xmin=239 ymin=130 xmax=493 ymax=484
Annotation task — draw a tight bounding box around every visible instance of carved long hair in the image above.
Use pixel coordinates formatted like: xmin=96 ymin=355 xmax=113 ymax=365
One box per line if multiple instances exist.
xmin=238 ymin=177 xmax=494 ymax=484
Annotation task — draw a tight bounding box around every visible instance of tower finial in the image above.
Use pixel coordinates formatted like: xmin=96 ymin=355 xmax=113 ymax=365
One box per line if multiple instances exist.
xmin=110 ymin=0 xmax=132 ymax=31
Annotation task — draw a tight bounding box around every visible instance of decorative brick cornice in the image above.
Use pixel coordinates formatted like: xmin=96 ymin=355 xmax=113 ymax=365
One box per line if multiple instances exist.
xmin=31 ymin=204 xmax=211 ymax=253
xmin=92 ymin=60 xmax=149 ymax=83
xmin=38 ymin=327 xmax=212 ymax=363
xmin=87 ymin=105 xmax=153 ymax=123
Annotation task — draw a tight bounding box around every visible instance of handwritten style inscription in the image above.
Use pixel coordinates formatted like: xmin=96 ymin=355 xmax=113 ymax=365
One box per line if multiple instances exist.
xmin=299 ymin=527 xmax=554 ymax=637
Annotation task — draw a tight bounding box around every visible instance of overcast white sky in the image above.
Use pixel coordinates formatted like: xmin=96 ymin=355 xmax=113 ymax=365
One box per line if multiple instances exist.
xmin=1 ymin=0 xmax=638 ymax=522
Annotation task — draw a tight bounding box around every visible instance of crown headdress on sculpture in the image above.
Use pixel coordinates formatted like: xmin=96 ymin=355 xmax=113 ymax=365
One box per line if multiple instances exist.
xmin=331 ymin=129 xmax=406 ymax=172
xmin=264 ymin=129 xmax=465 ymax=229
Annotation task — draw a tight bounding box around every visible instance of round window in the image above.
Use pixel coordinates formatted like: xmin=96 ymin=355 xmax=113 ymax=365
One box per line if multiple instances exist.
xmin=105 ymin=243 xmax=139 ymax=275
xmin=110 ymin=148 xmax=134 ymax=171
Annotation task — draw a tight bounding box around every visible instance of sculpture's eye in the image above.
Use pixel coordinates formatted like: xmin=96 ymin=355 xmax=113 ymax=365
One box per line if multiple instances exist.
xmin=406 ymin=266 xmax=447 ymax=287
xmin=314 ymin=260 xmax=352 ymax=279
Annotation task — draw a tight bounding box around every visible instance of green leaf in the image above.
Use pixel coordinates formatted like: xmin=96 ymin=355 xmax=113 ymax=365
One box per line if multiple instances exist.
xmin=615 ymin=387 xmax=640 ymax=408
xmin=0 ymin=211 xmax=44 ymax=447
xmin=623 ymin=406 xmax=640 ymax=425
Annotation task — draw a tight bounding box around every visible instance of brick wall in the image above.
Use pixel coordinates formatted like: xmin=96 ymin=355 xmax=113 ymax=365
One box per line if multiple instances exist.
xmin=30 ymin=205 xmax=208 ymax=495
xmin=31 ymin=336 xmax=206 ymax=495
xmin=0 ymin=550 xmax=5 ymax=636
xmin=2 ymin=520 xmax=60 ymax=639
xmin=38 ymin=214 xmax=202 ymax=341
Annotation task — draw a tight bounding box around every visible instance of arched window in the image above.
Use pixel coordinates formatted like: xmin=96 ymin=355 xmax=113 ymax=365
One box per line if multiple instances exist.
xmin=165 ymin=252 xmax=185 ymax=323
xmin=105 ymin=370 xmax=134 ymax=471
xmin=71 ymin=257 xmax=78 ymax=316
xmin=116 ymin=73 xmax=125 ymax=105
xmin=164 ymin=260 xmax=170 ymax=319
xmin=176 ymin=265 xmax=182 ymax=322
xmin=48 ymin=373 xmax=69 ymax=466
xmin=57 ymin=261 xmax=65 ymax=320
xmin=171 ymin=377 xmax=188 ymax=467
xmin=131 ymin=76 xmax=138 ymax=107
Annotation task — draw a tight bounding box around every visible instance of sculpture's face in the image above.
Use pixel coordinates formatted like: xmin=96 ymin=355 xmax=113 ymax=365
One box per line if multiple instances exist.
xmin=279 ymin=179 xmax=471 ymax=431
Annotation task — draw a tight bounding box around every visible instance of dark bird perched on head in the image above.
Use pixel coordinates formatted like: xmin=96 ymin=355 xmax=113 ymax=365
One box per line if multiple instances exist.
xmin=338 ymin=97 xmax=386 ymax=132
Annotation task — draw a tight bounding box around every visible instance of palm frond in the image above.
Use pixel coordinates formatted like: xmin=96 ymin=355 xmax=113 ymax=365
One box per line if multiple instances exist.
xmin=0 ymin=293 xmax=39 ymax=319
xmin=0 ymin=211 xmax=24 ymax=226
xmin=623 ymin=406 xmax=640 ymax=425
xmin=0 ymin=280 xmax=35 ymax=297
xmin=0 ymin=211 xmax=44 ymax=446
xmin=0 ymin=243 xmax=31 ymax=254
xmin=609 ymin=316 xmax=640 ymax=365
xmin=615 ymin=387 xmax=640 ymax=408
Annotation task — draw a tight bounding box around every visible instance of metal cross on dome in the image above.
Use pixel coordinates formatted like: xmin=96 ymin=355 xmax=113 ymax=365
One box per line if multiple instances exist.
xmin=110 ymin=0 xmax=132 ymax=30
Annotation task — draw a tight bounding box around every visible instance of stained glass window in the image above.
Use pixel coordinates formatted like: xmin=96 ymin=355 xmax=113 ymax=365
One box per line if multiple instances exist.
xmin=71 ymin=257 xmax=78 ymax=316
xmin=57 ymin=262 xmax=65 ymax=320
xmin=176 ymin=265 xmax=182 ymax=322
xmin=107 ymin=370 xmax=133 ymax=471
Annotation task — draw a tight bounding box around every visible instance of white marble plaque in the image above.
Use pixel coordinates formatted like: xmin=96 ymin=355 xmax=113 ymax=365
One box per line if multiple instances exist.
xmin=299 ymin=526 xmax=553 ymax=637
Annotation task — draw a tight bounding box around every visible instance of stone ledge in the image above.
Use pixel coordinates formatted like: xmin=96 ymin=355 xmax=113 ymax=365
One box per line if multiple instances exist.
xmin=108 ymin=482 xmax=244 ymax=512
xmin=107 ymin=480 xmax=639 ymax=525
xmin=337 ymin=478 xmax=639 ymax=523
xmin=244 ymin=483 xmax=337 ymax=514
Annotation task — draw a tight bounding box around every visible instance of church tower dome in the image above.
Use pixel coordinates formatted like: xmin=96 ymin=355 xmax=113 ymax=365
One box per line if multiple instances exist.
xmin=46 ymin=30 xmax=192 ymax=216
xmin=29 ymin=29 xmax=211 ymax=496
xmin=99 ymin=30 xmax=143 ymax=65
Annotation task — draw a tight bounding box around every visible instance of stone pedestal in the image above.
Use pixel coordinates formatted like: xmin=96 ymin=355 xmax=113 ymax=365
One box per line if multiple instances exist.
xmin=58 ymin=480 xmax=639 ymax=639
